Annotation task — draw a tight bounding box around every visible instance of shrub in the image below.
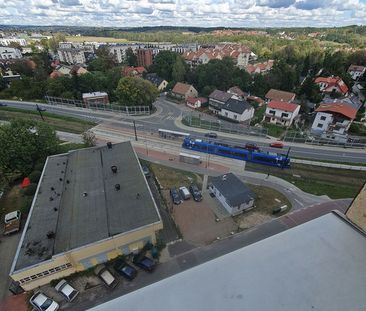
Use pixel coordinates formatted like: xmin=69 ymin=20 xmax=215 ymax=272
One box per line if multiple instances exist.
xmin=29 ymin=170 xmax=41 ymax=183
xmin=24 ymin=183 xmax=37 ymax=196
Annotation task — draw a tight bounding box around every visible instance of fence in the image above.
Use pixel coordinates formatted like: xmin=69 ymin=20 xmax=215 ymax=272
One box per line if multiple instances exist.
xmin=45 ymin=96 xmax=150 ymax=116
xmin=283 ymin=130 xmax=366 ymax=149
xmin=182 ymin=112 xmax=268 ymax=138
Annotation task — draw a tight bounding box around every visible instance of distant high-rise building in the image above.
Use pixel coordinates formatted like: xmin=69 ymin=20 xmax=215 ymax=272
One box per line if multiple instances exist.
xmin=137 ymin=49 xmax=153 ymax=68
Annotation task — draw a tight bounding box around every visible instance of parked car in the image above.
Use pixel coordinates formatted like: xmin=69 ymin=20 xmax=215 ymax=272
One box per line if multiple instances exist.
xmin=179 ymin=186 xmax=191 ymax=200
xmin=270 ymin=142 xmax=284 ymax=148
xmin=189 ymin=184 xmax=202 ymax=202
xmin=54 ymin=279 xmax=79 ymax=302
xmin=113 ymin=259 xmax=137 ymax=281
xmin=94 ymin=265 xmax=119 ymax=289
xmin=204 ymin=132 xmax=218 ymax=139
xmin=30 ymin=292 xmax=59 ymax=311
xmin=0 ymin=102 xmax=7 ymax=107
xmin=142 ymin=165 xmax=151 ymax=178
xmin=133 ymin=255 xmax=156 ymax=272
xmin=170 ymin=187 xmax=182 ymax=205
xmin=245 ymin=143 xmax=260 ymax=151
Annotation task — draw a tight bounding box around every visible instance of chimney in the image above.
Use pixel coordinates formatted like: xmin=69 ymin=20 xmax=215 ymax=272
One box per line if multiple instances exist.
xmin=115 ymin=184 xmax=121 ymax=191
xmin=111 ymin=165 xmax=117 ymax=174
xmin=107 ymin=142 xmax=113 ymax=149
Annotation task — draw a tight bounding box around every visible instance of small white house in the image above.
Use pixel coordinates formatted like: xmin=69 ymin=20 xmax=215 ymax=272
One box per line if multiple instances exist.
xmin=186 ymin=97 xmax=208 ymax=109
xmin=209 ymin=173 xmax=255 ymax=216
xmin=348 ymin=65 xmax=366 ymax=81
xmin=264 ymin=100 xmax=300 ymax=127
xmin=220 ymin=98 xmax=254 ymax=123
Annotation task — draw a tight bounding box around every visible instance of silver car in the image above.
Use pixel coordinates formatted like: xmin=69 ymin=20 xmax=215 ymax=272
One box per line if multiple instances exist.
xmin=30 ymin=292 xmax=59 ymax=311
xmin=55 ymin=279 xmax=79 ymax=302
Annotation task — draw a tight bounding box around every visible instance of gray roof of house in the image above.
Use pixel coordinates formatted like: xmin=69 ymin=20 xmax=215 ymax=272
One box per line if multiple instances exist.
xmin=208 ymin=90 xmax=233 ymax=103
xmin=222 ymin=98 xmax=252 ymax=114
xmin=13 ymin=142 xmax=161 ymax=271
xmin=145 ymin=73 xmax=165 ymax=87
xmin=211 ymin=173 xmax=255 ymax=206
xmin=87 ymin=212 xmax=366 ymax=311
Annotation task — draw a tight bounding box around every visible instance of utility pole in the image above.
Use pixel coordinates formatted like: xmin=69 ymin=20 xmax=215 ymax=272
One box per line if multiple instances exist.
xmin=133 ymin=121 xmax=138 ymax=141
xmin=282 ymin=147 xmax=291 ymax=170
xmin=36 ymin=104 xmax=45 ymax=121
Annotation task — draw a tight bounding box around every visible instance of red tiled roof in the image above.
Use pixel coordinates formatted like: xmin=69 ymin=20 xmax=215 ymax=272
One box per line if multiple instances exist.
xmin=268 ymin=100 xmax=300 ymax=113
xmin=315 ymin=103 xmax=357 ymax=120
xmin=314 ymin=76 xmax=349 ymax=94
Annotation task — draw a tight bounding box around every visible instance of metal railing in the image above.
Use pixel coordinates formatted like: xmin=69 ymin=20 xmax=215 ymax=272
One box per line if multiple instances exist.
xmin=182 ymin=111 xmax=268 ymax=137
xmin=45 ymin=96 xmax=150 ymax=116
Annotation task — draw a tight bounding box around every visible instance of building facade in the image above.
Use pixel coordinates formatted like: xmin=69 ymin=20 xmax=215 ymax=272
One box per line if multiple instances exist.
xmin=171 ymin=82 xmax=198 ymax=100
xmin=82 ymin=92 xmax=110 ymax=106
xmin=264 ymin=101 xmax=300 ymax=127
xmin=208 ymin=90 xmax=233 ymax=114
xmin=137 ymin=49 xmax=153 ymax=67
xmin=0 ymin=47 xmax=22 ymax=60
xmin=220 ymin=98 xmax=254 ymax=123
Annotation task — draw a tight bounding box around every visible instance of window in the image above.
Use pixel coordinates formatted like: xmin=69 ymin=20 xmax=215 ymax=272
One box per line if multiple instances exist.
xmin=281 ymin=113 xmax=288 ymax=118
xmin=225 ymin=112 xmax=228 ymax=117
xmin=269 ymin=110 xmax=275 ymax=114
xmin=317 ymin=123 xmax=323 ymax=128
xmin=320 ymin=116 xmax=326 ymax=121
xmin=234 ymin=115 xmax=237 ymax=120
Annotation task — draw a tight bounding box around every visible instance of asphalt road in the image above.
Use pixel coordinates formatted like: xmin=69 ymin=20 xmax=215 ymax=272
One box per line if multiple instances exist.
xmin=1 ymin=98 xmax=366 ymax=164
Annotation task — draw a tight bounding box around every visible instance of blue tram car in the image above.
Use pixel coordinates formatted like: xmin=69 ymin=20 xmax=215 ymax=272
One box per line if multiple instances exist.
xmin=182 ymin=137 xmax=290 ymax=168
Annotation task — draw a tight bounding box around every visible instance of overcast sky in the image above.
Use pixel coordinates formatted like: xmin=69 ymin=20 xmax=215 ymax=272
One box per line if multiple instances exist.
xmin=1 ymin=0 xmax=366 ymax=28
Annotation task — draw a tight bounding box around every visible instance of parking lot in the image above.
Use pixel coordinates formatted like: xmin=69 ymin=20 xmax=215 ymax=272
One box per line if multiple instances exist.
xmin=164 ymin=190 xmax=238 ymax=246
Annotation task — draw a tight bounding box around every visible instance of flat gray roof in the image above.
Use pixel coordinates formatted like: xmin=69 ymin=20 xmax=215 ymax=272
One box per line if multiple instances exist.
xmin=88 ymin=213 xmax=366 ymax=311
xmin=14 ymin=142 xmax=160 ymax=271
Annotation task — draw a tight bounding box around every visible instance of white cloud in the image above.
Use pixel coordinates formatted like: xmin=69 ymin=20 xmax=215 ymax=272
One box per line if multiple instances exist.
xmin=0 ymin=0 xmax=365 ymax=27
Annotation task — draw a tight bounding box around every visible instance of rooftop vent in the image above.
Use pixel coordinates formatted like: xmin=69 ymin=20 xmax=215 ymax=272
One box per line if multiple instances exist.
xmin=51 ymin=187 xmax=55 ymax=191
xmin=111 ymin=165 xmax=117 ymax=173
xmin=222 ymin=175 xmax=227 ymax=181
xmin=115 ymin=184 xmax=121 ymax=191
xmin=83 ymin=192 xmax=88 ymax=197
xmin=107 ymin=142 xmax=113 ymax=149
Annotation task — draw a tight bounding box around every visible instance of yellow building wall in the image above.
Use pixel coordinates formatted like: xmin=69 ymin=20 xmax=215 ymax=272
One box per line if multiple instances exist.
xmin=11 ymin=222 xmax=162 ymax=291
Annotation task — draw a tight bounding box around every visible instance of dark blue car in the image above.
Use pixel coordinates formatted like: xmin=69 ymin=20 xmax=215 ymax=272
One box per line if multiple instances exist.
xmin=133 ymin=255 xmax=156 ymax=272
xmin=113 ymin=259 xmax=137 ymax=281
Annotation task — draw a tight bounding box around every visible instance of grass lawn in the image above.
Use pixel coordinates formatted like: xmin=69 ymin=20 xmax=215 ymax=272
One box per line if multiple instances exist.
xmin=148 ymin=162 xmax=203 ymax=190
xmin=262 ymin=123 xmax=286 ymax=138
xmin=0 ymin=184 xmax=33 ymax=218
xmin=0 ymin=107 xmax=96 ymax=134
xmin=235 ymin=185 xmax=291 ymax=230
xmin=66 ymin=36 xmax=129 ymax=43
xmin=245 ymin=162 xmax=366 ymax=199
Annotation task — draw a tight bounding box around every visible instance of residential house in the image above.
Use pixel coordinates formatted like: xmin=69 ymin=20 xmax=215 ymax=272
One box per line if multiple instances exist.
xmin=311 ymin=102 xmax=358 ymax=142
xmin=227 ymin=86 xmax=247 ymax=100
xmin=171 ymin=82 xmax=198 ymax=100
xmin=209 ymin=173 xmax=255 ymax=216
xmin=183 ymin=44 xmax=251 ymax=69
xmin=0 ymin=47 xmax=22 ymax=60
xmin=220 ymin=98 xmax=254 ymax=123
xmin=245 ymin=60 xmax=274 ymax=75
xmin=186 ymin=97 xmax=208 ymax=109
xmin=265 ymin=89 xmax=296 ymax=103
xmin=314 ymin=76 xmax=349 ymax=96
xmin=82 ymin=92 xmax=110 ymax=107
xmin=348 ymin=65 xmax=366 ymax=80
xmin=208 ymin=90 xmax=233 ymax=114
xmin=264 ymin=100 xmax=301 ymax=127
xmin=122 ymin=66 xmax=146 ymax=78
xmin=145 ymin=73 xmax=168 ymax=91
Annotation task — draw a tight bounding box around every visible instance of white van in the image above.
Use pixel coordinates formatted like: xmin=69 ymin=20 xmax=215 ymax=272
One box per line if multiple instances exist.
xmin=179 ymin=187 xmax=191 ymax=200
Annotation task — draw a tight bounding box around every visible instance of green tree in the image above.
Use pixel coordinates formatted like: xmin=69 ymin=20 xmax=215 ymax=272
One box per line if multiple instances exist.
xmin=0 ymin=77 xmax=6 ymax=92
xmin=115 ymin=77 xmax=158 ymax=109
xmin=48 ymin=33 xmax=66 ymax=52
xmin=172 ymin=56 xmax=186 ymax=82
xmin=82 ymin=131 xmax=96 ymax=147
xmin=298 ymin=77 xmax=322 ymax=104
xmin=149 ymin=51 xmax=181 ymax=81
xmin=125 ymin=47 xmax=137 ymax=67
xmin=0 ymin=119 xmax=59 ymax=176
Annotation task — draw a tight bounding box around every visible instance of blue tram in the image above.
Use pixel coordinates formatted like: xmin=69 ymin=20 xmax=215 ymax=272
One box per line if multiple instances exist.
xmin=182 ymin=137 xmax=290 ymax=168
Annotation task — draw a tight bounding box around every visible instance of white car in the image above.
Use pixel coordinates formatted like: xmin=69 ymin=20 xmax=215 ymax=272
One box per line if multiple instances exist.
xmin=30 ymin=292 xmax=59 ymax=311
xmin=94 ymin=265 xmax=119 ymax=289
xmin=55 ymin=279 xmax=79 ymax=302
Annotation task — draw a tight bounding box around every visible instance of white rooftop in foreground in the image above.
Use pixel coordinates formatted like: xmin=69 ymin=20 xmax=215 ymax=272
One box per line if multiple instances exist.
xmin=88 ymin=212 xmax=366 ymax=311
